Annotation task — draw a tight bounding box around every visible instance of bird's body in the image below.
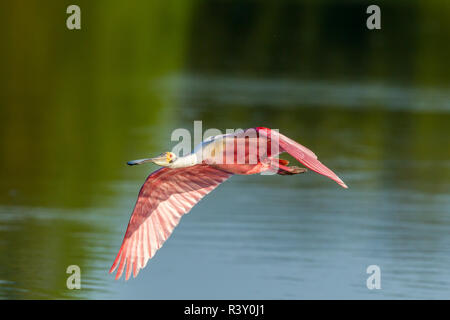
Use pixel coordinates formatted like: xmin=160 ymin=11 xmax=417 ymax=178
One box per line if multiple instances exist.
xmin=110 ymin=127 xmax=347 ymax=280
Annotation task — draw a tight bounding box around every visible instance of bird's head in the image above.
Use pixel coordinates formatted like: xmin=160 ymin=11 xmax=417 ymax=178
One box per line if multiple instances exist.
xmin=127 ymin=152 xmax=177 ymax=167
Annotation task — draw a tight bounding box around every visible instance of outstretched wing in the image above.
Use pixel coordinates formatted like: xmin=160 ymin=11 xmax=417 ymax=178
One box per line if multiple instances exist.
xmin=110 ymin=165 xmax=232 ymax=280
xmin=257 ymin=127 xmax=348 ymax=188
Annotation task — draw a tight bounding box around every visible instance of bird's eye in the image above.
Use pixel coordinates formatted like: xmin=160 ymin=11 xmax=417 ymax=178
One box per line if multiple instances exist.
xmin=166 ymin=152 xmax=173 ymax=163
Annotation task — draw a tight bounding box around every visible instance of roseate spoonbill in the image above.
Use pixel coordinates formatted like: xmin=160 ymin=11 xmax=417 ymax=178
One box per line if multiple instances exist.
xmin=110 ymin=127 xmax=347 ymax=280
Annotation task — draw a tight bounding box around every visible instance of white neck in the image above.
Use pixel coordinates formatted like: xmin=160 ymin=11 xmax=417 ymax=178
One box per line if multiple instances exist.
xmin=168 ymin=153 xmax=199 ymax=168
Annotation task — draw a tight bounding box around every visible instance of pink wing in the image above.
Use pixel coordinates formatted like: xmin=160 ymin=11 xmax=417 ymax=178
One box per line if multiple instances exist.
xmin=257 ymin=127 xmax=348 ymax=188
xmin=110 ymin=165 xmax=232 ymax=280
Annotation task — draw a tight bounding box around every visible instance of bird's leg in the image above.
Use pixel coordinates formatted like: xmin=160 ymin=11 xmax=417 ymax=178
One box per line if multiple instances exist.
xmin=271 ymin=159 xmax=307 ymax=175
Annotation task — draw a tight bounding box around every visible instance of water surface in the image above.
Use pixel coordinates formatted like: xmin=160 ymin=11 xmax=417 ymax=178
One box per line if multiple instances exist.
xmin=0 ymin=0 xmax=449 ymax=299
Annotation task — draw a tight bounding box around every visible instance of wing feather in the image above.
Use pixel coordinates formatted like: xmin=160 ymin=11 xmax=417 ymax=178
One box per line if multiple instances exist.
xmin=110 ymin=164 xmax=232 ymax=280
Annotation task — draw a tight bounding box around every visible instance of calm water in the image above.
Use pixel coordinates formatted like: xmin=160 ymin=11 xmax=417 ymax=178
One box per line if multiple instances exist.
xmin=0 ymin=0 xmax=449 ymax=299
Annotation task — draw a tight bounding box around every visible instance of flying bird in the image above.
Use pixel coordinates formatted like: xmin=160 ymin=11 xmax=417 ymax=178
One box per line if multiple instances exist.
xmin=110 ymin=127 xmax=347 ymax=280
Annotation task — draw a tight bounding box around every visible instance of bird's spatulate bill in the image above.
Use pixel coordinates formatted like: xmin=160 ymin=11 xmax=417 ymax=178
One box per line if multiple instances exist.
xmin=127 ymin=154 xmax=167 ymax=166
xmin=127 ymin=158 xmax=154 ymax=166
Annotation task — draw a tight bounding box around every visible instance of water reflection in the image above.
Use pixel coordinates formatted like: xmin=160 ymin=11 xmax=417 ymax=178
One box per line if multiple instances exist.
xmin=0 ymin=0 xmax=449 ymax=299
